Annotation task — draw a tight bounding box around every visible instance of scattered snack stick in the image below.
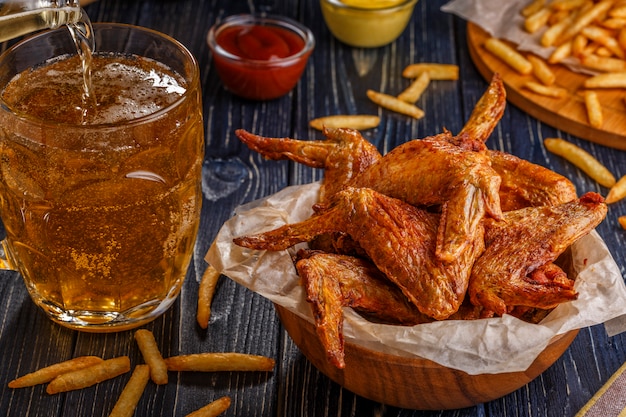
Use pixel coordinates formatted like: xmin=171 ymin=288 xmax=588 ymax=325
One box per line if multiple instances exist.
xmin=619 ymin=216 xmax=626 ymax=229
xmin=309 ymin=114 xmax=380 ymax=131
xmin=185 ymin=396 xmax=231 ymax=417
xmin=548 ymin=40 xmax=573 ymax=64
xmin=8 ymin=356 xmax=104 ymax=388
xmin=606 ymin=175 xmax=626 ymax=203
xmin=527 ymin=54 xmax=556 ymax=85
xmin=484 ymin=37 xmax=533 ymax=75
xmin=401 ymin=63 xmax=459 ymax=80
xmin=544 ymin=138 xmax=616 ymax=187
xmin=366 ymin=89 xmax=424 ymax=119
xmin=108 ymin=365 xmax=151 ymax=417
xmin=584 ymin=72 xmax=626 ymax=89
xmin=197 ymin=265 xmax=221 ymax=329
xmin=584 ymin=90 xmax=604 ymax=129
xmin=580 ymin=54 xmax=626 ymax=72
xmin=523 ymin=81 xmax=568 ymax=98
xmin=134 ymin=329 xmax=168 ymax=385
xmin=397 ymin=71 xmax=430 ymax=103
xmin=164 ymin=353 xmax=275 ymax=373
xmin=46 ymin=356 xmax=130 ymax=395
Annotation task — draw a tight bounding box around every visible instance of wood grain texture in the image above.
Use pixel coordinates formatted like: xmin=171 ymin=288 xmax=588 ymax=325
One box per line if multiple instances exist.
xmin=1 ymin=0 xmax=626 ymax=416
xmin=467 ymin=23 xmax=626 ymax=150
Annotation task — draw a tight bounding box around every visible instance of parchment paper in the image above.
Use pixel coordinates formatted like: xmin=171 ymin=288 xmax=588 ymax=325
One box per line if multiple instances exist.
xmin=206 ymin=181 xmax=626 ymax=375
xmin=441 ymin=0 xmax=593 ymax=74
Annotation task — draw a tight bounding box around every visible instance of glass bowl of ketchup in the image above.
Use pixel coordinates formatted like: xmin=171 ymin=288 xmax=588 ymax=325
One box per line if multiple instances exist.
xmin=207 ymin=14 xmax=315 ymax=101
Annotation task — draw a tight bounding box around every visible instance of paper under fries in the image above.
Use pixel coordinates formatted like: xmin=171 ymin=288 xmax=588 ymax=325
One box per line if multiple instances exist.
xmin=544 ymin=138 xmax=616 ymax=187
xmin=46 ymin=356 xmax=130 ymax=395
xmin=8 ymin=356 xmax=104 ymax=388
xmin=197 ymin=265 xmax=221 ymax=329
xmin=186 ymin=396 xmax=231 ymax=417
xmin=134 ymin=329 xmax=168 ymax=385
xmin=164 ymin=353 xmax=275 ymax=372
xmin=366 ymin=89 xmax=425 ymax=119
xmin=309 ymin=114 xmax=380 ymax=131
xmin=108 ymin=365 xmax=151 ymax=417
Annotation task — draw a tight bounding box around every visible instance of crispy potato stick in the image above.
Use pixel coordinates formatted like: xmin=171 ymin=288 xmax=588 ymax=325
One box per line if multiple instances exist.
xmin=528 ymin=55 xmax=556 ymax=85
xmin=618 ymin=215 xmax=626 ymax=229
xmin=555 ymin=0 xmax=616 ymax=45
xmin=620 ymin=27 xmax=626 ymax=50
xmin=581 ymin=25 xmax=625 ymax=58
xmin=581 ymin=54 xmax=626 ymax=72
xmin=484 ymin=37 xmax=533 ymax=75
xmin=197 ymin=265 xmax=221 ymax=329
xmin=186 ymin=396 xmax=231 ymax=417
xmin=524 ymin=81 xmax=568 ymax=98
xmin=164 ymin=353 xmax=275 ymax=372
xmin=401 ymin=63 xmax=459 ymax=80
xmin=521 ymin=0 xmax=546 ymax=17
xmin=525 ymin=7 xmax=552 ymax=33
xmin=544 ymin=138 xmax=616 ymax=187
xmin=606 ymin=175 xmax=626 ymax=203
xmin=309 ymin=114 xmax=380 ymax=131
xmin=549 ymin=40 xmax=573 ymax=63
xmin=584 ymin=72 xmax=626 ymax=88
xmin=134 ymin=329 xmax=168 ymax=385
xmin=108 ymin=365 xmax=151 ymax=417
xmin=366 ymin=90 xmax=424 ymax=119
xmin=46 ymin=356 xmax=131 ymax=395
xmin=552 ymin=0 xmax=587 ymax=10
xmin=8 ymin=356 xmax=104 ymax=388
xmin=397 ymin=71 xmax=430 ymax=103
xmin=572 ymin=33 xmax=588 ymax=56
xmin=584 ymin=90 xmax=604 ymax=129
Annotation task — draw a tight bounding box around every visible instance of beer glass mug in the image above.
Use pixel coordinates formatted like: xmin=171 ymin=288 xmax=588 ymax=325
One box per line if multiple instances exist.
xmin=0 ymin=23 xmax=204 ymax=332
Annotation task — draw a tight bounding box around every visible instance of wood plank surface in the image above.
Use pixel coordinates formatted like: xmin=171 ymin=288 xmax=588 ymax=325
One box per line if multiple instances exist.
xmin=467 ymin=22 xmax=626 ymax=150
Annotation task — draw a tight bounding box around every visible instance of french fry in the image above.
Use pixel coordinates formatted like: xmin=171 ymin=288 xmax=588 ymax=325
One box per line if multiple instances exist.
xmin=484 ymin=37 xmax=533 ymax=75
xmin=401 ymin=63 xmax=459 ymax=80
xmin=548 ymin=40 xmax=573 ymax=64
xmin=134 ymin=329 xmax=168 ymax=385
xmin=525 ymin=7 xmax=553 ymax=33
xmin=581 ymin=25 xmax=625 ymax=59
xmin=555 ymin=0 xmax=616 ymax=46
xmin=572 ymin=33 xmax=588 ymax=56
xmin=186 ymin=396 xmax=231 ymax=417
xmin=541 ymin=12 xmax=577 ymax=47
xmin=164 ymin=353 xmax=275 ymax=372
xmin=197 ymin=265 xmax=221 ymax=329
xmin=309 ymin=114 xmax=380 ymax=131
xmin=8 ymin=356 xmax=104 ymax=388
xmin=544 ymin=138 xmax=616 ymax=187
xmin=618 ymin=215 xmax=626 ymax=229
xmin=397 ymin=71 xmax=430 ymax=103
xmin=366 ymin=90 xmax=424 ymax=119
xmin=46 ymin=356 xmax=131 ymax=395
xmin=584 ymin=72 xmax=626 ymax=88
xmin=606 ymin=175 xmax=626 ymax=203
xmin=584 ymin=90 xmax=604 ymax=129
xmin=521 ymin=0 xmax=546 ymax=17
xmin=527 ymin=55 xmax=556 ymax=85
xmin=108 ymin=365 xmax=151 ymax=417
xmin=551 ymin=0 xmax=587 ymax=10
xmin=523 ymin=81 xmax=568 ymax=98
xmin=580 ymin=54 xmax=626 ymax=72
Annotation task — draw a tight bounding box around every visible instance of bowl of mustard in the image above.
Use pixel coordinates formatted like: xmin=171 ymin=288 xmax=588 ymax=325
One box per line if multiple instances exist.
xmin=320 ymin=0 xmax=418 ymax=48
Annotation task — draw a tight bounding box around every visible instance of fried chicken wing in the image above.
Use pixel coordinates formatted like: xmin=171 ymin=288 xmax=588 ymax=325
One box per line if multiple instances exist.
xmin=296 ymin=249 xmax=432 ymax=368
xmin=235 ymin=127 xmax=381 ymax=202
xmin=234 ymin=187 xmax=485 ymax=320
xmin=489 ymin=150 xmax=577 ymax=211
xmin=350 ymin=133 xmax=500 ymax=262
xmin=456 ymin=73 xmax=506 ymax=144
xmin=469 ymin=192 xmax=607 ymax=316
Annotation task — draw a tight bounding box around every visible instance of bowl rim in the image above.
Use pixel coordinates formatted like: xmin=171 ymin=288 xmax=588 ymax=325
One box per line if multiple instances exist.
xmin=320 ymin=0 xmax=418 ymax=13
xmin=206 ymin=13 xmax=315 ymax=67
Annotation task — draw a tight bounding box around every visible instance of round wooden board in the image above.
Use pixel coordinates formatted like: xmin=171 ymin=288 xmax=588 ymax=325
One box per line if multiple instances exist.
xmin=467 ymin=22 xmax=626 ymax=151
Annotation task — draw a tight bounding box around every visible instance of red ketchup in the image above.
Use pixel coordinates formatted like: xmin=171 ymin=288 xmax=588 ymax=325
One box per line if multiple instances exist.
xmin=210 ymin=19 xmax=314 ymax=100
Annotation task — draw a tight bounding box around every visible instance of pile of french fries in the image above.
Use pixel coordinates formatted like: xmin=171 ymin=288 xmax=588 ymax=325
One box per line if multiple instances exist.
xmin=7 ymin=266 xmax=272 ymax=417
xmin=308 ymin=62 xmax=459 ymax=130
xmin=483 ymin=0 xmax=626 ymax=129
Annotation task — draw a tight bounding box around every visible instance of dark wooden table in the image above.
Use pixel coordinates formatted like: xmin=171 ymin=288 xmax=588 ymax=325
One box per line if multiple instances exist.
xmin=1 ymin=0 xmax=626 ymax=416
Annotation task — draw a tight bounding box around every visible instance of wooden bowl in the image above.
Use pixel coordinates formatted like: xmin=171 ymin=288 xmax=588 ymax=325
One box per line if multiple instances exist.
xmin=275 ymin=304 xmax=579 ymax=410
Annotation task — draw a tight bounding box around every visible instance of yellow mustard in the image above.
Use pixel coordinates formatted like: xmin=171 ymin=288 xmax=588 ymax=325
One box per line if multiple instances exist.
xmin=320 ymin=0 xmax=418 ymax=48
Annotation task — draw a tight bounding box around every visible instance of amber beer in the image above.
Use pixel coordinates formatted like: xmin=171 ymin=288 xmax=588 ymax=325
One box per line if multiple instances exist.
xmin=0 ymin=24 xmax=204 ymax=331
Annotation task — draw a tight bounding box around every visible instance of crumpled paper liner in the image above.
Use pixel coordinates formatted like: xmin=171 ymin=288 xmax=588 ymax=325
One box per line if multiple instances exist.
xmin=206 ymin=181 xmax=626 ymax=375
xmin=441 ymin=0 xmax=594 ymax=74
